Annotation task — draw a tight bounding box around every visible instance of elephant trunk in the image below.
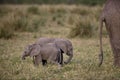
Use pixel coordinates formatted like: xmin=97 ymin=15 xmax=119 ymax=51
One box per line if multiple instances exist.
xmin=99 ymin=18 xmax=104 ymax=67
xmin=21 ymin=55 xmax=25 ymax=60
xmin=21 ymin=53 xmax=26 ymax=60
xmin=64 ymin=54 xmax=73 ymax=64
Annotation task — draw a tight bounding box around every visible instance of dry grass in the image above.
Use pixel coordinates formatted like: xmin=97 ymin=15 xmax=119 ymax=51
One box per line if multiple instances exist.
xmin=0 ymin=5 xmax=120 ymax=80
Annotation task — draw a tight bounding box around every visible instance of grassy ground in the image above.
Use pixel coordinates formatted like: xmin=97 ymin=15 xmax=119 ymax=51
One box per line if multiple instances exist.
xmin=0 ymin=5 xmax=120 ymax=80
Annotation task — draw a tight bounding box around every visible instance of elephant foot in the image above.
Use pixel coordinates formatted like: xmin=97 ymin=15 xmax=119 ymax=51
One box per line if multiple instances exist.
xmin=57 ymin=64 xmax=63 ymax=70
xmin=114 ymin=61 xmax=120 ymax=67
xmin=114 ymin=57 xmax=120 ymax=67
xmin=113 ymin=51 xmax=120 ymax=67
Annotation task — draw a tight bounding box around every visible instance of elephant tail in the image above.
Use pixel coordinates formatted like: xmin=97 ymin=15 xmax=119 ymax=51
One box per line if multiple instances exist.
xmin=99 ymin=17 xmax=105 ymax=67
xmin=57 ymin=48 xmax=63 ymax=65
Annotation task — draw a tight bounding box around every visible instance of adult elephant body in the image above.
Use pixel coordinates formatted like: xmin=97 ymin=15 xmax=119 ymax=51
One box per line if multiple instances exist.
xmin=35 ymin=38 xmax=73 ymax=64
xmin=99 ymin=0 xmax=120 ymax=66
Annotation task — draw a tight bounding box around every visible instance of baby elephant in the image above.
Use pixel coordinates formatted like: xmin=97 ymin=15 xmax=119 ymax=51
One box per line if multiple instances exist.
xmin=22 ymin=43 xmax=64 ymax=67
xmin=35 ymin=38 xmax=73 ymax=64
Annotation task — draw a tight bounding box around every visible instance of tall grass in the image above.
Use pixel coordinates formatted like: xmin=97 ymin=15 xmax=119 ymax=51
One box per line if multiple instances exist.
xmin=0 ymin=24 xmax=14 ymax=39
xmin=0 ymin=13 xmax=15 ymax=39
xmin=69 ymin=18 xmax=94 ymax=38
xmin=13 ymin=11 xmax=28 ymax=31
xmin=0 ymin=6 xmax=44 ymax=39
xmin=0 ymin=7 xmax=12 ymax=17
xmin=0 ymin=5 xmax=104 ymax=39
xmin=0 ymin=12 xmax=28 ymax=39
xmin=27 ymin=6 xmax=40 ymax=15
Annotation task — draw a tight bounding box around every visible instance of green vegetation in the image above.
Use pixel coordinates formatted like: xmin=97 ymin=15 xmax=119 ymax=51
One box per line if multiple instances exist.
xmin=0 ymin=5 xmax=106 ymax=39
xmin=0 ymin=6 xmax=43 ymax=39
xmin=27 ymin=6 xmax=40 ymax=15
xmin=0 ymin=5 xmax=119 ymax=80
xmin=69 ymin=17 xmax=95 ymax=38
xmin=1 ymin=0 xmax=106 ymax=6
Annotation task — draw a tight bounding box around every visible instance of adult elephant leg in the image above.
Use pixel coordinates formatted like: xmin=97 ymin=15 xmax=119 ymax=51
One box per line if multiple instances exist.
xmin=112 ymin=41 xmax=120 ymax=67
xmin=113 ymin=48 xmax=120 ymax=67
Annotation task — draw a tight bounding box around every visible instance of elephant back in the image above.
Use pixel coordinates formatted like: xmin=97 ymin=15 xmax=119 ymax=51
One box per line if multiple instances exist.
xmin=35 ymin=37 xmax=55 ymax=46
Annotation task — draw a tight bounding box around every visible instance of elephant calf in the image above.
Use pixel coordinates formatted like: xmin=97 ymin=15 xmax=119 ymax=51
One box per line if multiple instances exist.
xmin=22 ymin=43 xmax=64 ymax=67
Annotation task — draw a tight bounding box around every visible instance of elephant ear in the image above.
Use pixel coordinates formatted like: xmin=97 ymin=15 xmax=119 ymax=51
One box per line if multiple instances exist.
xmin=60 ymin=48 xmax=64 ymax=53
xmin=30 ymin=44 xmax=41 ymax=57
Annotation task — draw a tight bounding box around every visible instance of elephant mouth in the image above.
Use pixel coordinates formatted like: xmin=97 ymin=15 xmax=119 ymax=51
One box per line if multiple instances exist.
xmin=22 ymin=56 xmax=26 ymax=60
xmin=66 ymin=53 xmax=71 ymax=56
